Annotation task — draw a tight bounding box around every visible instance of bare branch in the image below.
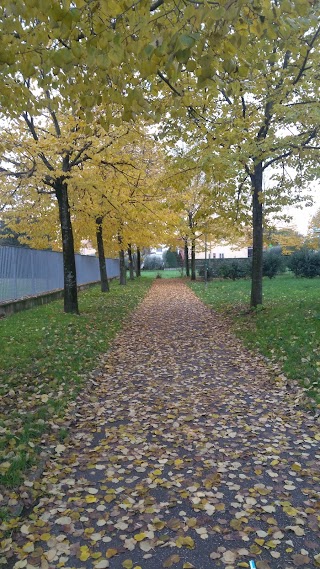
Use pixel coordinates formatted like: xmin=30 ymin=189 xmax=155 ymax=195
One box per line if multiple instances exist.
xmin=263 ymin=149 xmax=292 ymax=171
xmin=157 ymin=71 xmax=182 ymax=97
xmin=220 ymin=88 xmax=233 ymax=105
xmin=45 ymin=90 xmax=61 ymax=137
xmin=293 ymin=24 xmax=320 ymax=85
xmin=69 ymin=142 xmax=93 ymax=168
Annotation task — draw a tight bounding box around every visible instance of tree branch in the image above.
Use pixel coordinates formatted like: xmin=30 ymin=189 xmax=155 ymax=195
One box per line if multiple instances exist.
xmin=293 ymin=24 xmax=320 ymax=85
xmin=45 ymin=91 xmax=61 ymax=137
xmin=69 ymin=142 xmax=93 ymax=168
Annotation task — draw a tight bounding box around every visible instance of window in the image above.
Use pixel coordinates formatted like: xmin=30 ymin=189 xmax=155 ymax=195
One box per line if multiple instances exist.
xmin=219 ymin=253 xmax=224 ymax=259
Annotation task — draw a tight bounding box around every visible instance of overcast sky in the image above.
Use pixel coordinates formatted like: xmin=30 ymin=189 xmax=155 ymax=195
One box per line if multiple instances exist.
xmin=280 ymin=183 xmax=320 ymax=235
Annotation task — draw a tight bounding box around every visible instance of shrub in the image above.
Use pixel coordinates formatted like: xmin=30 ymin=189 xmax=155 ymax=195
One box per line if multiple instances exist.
xmin=288 ymin=248 xmax=320 ymax=278
xmin=263 ymin=251 xmax=284 ymax=279
xmin=142 ymin=255 xmax=164 ymax=270
xmin=218 ymin=260 xmax=251 ymax=280
xmin=164 ymin=249 xmax=179 ymax=268
xmin=198 ymin=265 xmax=215 ymax=279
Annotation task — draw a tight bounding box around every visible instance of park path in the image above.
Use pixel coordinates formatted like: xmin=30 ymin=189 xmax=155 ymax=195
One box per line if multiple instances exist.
xmin=6 ymin=280 xmax=320 ymax=569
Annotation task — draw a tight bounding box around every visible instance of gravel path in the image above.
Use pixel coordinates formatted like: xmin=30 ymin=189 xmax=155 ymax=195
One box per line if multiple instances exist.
xmin=5 ymin=280 xmax=320 ymax=569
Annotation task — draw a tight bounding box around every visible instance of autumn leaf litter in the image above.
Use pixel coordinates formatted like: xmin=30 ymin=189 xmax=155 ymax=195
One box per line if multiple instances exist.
xmin=1 ymin=280 xmax=320 ymax=569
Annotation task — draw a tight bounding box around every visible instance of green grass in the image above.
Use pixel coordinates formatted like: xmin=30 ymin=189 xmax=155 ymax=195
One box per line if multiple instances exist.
xmin=0 ymin=278 xmax=152 ymax=491
xmin=189 ymin=273 xmax=320 ymax=404
xmin=141 ymin=269 xmax=185 ymax=279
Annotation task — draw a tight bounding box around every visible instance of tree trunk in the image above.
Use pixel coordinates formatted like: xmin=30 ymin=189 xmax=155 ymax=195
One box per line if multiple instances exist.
xmin=127 ymin=243 xmax=134 ymax=281
xmin=250 ymin=162 xmax=264 ymax=307
xmin=119 ymin=249 xmax=126 ymax=285
xmin=96 ymin=216 xmax=109 ymax=292
xmin=191 ymin=239 xmax=196 ymax=281
xmin=136 ymin=247 xmax=141 ymax=277
xmin=55 ymin=180 xmax=79 ymax=314
xmin=184 ymin=239 xmax=189 ymax=277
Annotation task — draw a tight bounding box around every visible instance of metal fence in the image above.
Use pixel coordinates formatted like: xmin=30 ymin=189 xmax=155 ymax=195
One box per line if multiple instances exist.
xmin=0 ymin=246 xmax=120 ymax=303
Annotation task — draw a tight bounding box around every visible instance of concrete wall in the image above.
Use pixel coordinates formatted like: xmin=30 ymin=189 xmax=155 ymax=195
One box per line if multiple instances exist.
xmin=0 ymin=281 xmax=102 ymax=318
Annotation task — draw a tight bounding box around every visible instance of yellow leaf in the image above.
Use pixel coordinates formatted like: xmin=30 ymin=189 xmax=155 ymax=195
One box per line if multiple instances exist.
xmin=283 ymin=506 xmax=298 ymax=516
xmin=163 ymin=554 xmax=180 ymax=567
xmin=22 ymin=542 xmax=34 ymax=553
xmin=122 ymin=561 xmax=133 ymax=569
xmin=134 ymin=532 xmax=146 ymax=542
xmin=105 ymin=495 xmax=115 ymax=503
xmin=249 ymin=544 xmax=262 ymax=554
xmin=106 ymin=548 xmax=118 ymax=558
xmin=79 ymin=546 xmax=90 ymax=561
xmin=86 ymin=495 xmax=97 ymax=503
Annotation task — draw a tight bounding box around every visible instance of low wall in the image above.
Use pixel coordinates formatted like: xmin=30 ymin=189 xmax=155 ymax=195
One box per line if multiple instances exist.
xmin=0 ymin=281 xmax=102 ymax=318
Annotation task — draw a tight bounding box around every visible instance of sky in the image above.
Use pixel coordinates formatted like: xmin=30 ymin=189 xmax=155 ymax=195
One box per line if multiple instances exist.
xmin=280 ymin=183 xmax=320 ymax=235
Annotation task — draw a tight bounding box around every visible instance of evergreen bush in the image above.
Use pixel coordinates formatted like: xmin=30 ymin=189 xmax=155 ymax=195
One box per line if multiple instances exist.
xmin=288 ymin=249 xmax=320 ymax=278
xmin=263 ymin=251 xmax=284 ymax=279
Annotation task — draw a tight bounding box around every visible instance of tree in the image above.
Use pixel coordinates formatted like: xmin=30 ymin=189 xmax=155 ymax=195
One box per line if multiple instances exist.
xmin=69 ymin=124 xmax=171 ymax=286
xmin=0 ymin=108 xmax=137 ymax=311
xmin=154 ymin=2 xmax=320 ymax=306
xmin=0 ymin=220 xmax=30 ymax=248
xmin=264 ymin=226 xmax=305 ymax=254
xmin=306 ymin=208 xmax=320 ymax=250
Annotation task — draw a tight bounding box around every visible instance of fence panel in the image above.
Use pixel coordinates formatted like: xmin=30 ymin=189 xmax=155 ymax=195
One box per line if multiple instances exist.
xmin=0 ymin=246 xmax=120 ymax=303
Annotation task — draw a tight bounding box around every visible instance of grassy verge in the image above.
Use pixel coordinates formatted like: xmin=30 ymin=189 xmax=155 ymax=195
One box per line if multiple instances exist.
xmin=189 ymin=273 xmax=320 ymax=404
xmin=0 ymin=278 xmax=152 ymax=494
xmin=141 ymin=269 xmax=185 ymax=279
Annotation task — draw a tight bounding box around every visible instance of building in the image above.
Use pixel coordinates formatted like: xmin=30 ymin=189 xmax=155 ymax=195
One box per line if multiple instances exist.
xmin=196 ymin=243 xmax=249 ymax=260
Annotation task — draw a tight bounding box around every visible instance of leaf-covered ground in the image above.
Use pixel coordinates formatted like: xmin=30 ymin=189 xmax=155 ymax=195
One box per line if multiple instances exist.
xmin=2 ymin=280 xmax=320 ymax=569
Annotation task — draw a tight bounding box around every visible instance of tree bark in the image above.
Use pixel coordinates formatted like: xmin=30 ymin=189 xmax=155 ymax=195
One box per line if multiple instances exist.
xmin=136 ymin=247 xmax=141 ymax=277
xmin=96 ymin=216 xmax=109 ymax=292
xmin=127 ymin=243 xmax=134 ymax=281
xmin=119 ymin=249 xmax=126 ymax=285
xmin=55 ymin=180 xmax=79 ymax=314
xmin=250 ymin=161 xmax=264 ymax=307
xmin=184 ymin=239 xmax=189 ymax=277
xmin=191 ymin=239 xmax=196 ymax=281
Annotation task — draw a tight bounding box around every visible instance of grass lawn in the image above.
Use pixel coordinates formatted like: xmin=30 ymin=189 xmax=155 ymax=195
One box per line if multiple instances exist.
xmin=0 ymin=278 xmax=152 ymax=497
xmin=141 ymin=269 xmax=185 ymax=279
xmin=189 ymin=273 xmax=320 ymax=405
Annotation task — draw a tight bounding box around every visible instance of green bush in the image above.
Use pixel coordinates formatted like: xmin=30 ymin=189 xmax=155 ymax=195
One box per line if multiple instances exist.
xmin=142 ymin=255 xmax=164 ymax=270
xmin=218 ymin=260 xmax=251 ymax=280
xmin=164 ymin=249 xmax=179 ymax=268
xmin=288 ymin=248 xmax=320 ymax=278
xmin=263 ymin=251 xmax=284 ymax=279
xmin=198 ymin=265 xmax=215 ymax=279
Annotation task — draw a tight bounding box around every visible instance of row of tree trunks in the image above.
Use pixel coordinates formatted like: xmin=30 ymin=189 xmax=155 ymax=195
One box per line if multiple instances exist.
xmin=55 ymin=173 xmax=262 ymax=311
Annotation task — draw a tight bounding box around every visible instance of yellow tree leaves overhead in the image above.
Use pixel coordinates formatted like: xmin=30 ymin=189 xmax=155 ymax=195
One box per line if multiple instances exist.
xmin=0 ymin=0 xmax=249 ymax=120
